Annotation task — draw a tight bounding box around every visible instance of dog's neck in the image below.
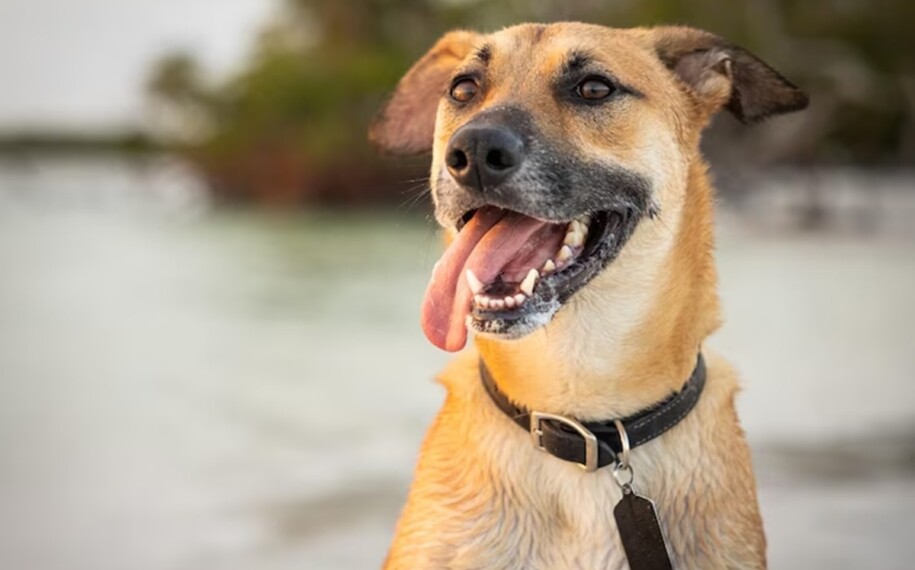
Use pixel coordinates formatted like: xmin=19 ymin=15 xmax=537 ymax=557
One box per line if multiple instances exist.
xmin=475 ymin=156 xmax=721 ymax=421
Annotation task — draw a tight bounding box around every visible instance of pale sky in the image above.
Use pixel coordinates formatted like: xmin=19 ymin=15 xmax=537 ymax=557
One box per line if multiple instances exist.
xmin=0 ymin=0 xmax=275 ymax=131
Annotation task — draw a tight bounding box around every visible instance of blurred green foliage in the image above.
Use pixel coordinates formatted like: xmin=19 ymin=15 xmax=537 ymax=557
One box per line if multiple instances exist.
xmin=147 ymin=0 xmax=915 ymax=204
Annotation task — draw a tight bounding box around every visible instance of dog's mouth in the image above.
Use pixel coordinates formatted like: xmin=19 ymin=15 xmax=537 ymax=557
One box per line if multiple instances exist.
xmin=421 ymin=205 xmax=639 ymax=351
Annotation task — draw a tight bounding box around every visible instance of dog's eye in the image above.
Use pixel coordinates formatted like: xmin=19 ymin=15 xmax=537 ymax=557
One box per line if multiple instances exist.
xmin=576 ymin=78 xmax=615 ymax=101
xmin=450 ymin=78 xmax=479 ymax=103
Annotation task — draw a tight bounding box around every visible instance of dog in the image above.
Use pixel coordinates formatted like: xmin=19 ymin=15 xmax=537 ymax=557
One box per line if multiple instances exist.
xmin=370 ymin=23 xmax=807 ymax=569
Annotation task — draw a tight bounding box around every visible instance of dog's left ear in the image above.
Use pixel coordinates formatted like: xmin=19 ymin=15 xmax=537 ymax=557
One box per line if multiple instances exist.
xmin=370 ymin=30 xmax=480 ymax=155
xmin=648 ymin=26 xmax=809 ymax=123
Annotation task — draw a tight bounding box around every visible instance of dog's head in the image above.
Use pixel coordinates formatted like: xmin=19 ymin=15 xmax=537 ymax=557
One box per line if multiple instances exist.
xmin=372 ymin=23 xmax=807 ymax=352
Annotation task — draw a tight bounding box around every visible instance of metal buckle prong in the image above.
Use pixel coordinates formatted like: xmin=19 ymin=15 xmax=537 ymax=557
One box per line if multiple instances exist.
xmin=530 ymin=411 xmax=599 ymax=472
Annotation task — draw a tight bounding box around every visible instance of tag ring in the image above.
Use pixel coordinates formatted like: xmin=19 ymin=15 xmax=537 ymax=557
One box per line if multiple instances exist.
xmin=612 ymin=419 xmax=634 ymax=491
xmin=613 ymin=463 xmax=634 ymax=490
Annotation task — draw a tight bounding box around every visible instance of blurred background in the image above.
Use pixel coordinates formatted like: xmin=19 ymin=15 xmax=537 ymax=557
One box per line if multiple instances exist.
xmin=0 ymin=1 xmax=913 ymax=569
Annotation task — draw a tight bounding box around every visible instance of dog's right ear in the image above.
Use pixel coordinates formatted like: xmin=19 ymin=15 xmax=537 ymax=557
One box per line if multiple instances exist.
xmin=370 ymin=31 xmax=480 ymax=155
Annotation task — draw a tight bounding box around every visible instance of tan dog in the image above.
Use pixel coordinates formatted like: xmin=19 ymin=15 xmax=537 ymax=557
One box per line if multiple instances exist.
xmin=371 ymin=23 xmax=807 ymax=569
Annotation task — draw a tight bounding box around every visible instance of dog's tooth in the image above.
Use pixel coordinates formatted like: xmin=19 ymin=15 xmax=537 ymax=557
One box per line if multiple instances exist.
xmin=564 ymin=221 xmax=584 ymax=246
xmin=492 ymin=299 xmax=505 ymax=310
xmin=514 ymin=294 xmax=526 ymax=305
xmin=473 ymin=294 xmax=483 ymax=307
xmin=504 ymin=296 xmax=516 ymax=308
xmin=564 ymin=230 xmax=584 ymax=247
xmin=520 ymin=269 xmax=539 ymax=296
xmin=465 ymin=269 xmax=484 ymax=294
xmin=558 ymin=245 xmax=574 ymax=262
xmin=542 ymin=259 xmax=556 ymax=273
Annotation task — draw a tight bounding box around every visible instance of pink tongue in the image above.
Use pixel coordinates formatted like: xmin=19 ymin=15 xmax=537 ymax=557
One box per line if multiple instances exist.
xmin=420 ymin=207 xmax=552 ymax=352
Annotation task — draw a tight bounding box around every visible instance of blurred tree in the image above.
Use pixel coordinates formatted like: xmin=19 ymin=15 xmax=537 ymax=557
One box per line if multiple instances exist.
xmin=145 ymin=50 xmax=213 ymax=141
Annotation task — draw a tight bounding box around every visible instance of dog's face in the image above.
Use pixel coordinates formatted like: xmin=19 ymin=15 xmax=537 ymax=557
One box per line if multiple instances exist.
xmin=372 ymin=23 xmax=806 ymax=352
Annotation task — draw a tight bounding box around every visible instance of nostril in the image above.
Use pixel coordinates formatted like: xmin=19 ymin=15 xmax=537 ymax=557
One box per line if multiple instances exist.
xmin=485 ymin=149 xmax=515 ymax=171
xmin=446 ymin=149 xmax=469 ymax=171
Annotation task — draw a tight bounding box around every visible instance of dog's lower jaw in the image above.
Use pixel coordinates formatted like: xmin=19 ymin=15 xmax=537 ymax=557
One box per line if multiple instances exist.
xmin=383 ymin=349 xmax=765 ymax=570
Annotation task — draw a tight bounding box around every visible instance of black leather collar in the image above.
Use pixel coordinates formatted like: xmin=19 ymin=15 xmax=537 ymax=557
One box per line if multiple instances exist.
xmin=480 ymin=353 xmax=706 ymax=472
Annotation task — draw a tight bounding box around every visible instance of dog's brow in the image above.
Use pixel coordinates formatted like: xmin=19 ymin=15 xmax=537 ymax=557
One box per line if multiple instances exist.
xmin=474 ymin=44 xmax=493 ymax=65
xmin=564 ymin=51 xmax=596 ymax=73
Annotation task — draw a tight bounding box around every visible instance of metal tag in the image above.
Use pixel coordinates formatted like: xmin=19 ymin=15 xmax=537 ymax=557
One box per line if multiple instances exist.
xmin=613 ymin=491 xmax=673 ymax=570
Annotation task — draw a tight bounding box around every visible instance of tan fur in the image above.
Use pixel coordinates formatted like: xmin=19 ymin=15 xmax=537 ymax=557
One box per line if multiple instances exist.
xmin=375 ymin=22 xmax=803 ymax=570
xmin=385 ymin=350 xmax=763 ymax=569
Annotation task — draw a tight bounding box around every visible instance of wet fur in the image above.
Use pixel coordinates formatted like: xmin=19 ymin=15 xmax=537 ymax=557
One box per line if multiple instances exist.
xmin=372 ymin=22 xmax=807 ymax=569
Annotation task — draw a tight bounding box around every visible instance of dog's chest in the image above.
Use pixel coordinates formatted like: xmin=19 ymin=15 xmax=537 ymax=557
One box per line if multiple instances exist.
xmin=460 ymin=473 xmax=631 ymax=570
xmin=396 ymin=372 xmax=670 ymax=569
xmin=409 ymin=422 xmax=640 ymax=570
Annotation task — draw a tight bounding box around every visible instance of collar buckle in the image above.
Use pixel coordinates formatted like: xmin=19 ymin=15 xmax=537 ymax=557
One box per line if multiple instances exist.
xmin=530 ymin=411 xmax=599 ymax=472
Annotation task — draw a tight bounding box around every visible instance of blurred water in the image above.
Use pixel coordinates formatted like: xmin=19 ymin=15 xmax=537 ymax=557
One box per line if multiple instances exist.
xmin=0 ymin=156 xmax=913 ymax=570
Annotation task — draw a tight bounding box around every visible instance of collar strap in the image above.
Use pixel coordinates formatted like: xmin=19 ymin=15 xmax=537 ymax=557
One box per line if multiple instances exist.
xmin=480 ymin=353 xmax=706 ymax=472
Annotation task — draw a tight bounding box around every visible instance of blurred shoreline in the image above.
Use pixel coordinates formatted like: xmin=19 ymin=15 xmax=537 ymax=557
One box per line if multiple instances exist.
xmin=3 ymin=152 xmax=914 ymax=234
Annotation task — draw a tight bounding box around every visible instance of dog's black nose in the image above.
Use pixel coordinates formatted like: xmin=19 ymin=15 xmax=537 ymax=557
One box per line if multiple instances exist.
xmin=445 ymin=125 xmax=524 ymax=192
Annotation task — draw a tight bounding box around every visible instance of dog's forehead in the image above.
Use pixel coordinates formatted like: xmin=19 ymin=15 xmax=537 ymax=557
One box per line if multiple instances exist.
xmin=477 ymin=24 xmax=658 ymax=85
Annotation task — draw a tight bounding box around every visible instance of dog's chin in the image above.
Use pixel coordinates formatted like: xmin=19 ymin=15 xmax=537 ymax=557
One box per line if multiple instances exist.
xmin=467 ymin=208 xmax=641 ymax=342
